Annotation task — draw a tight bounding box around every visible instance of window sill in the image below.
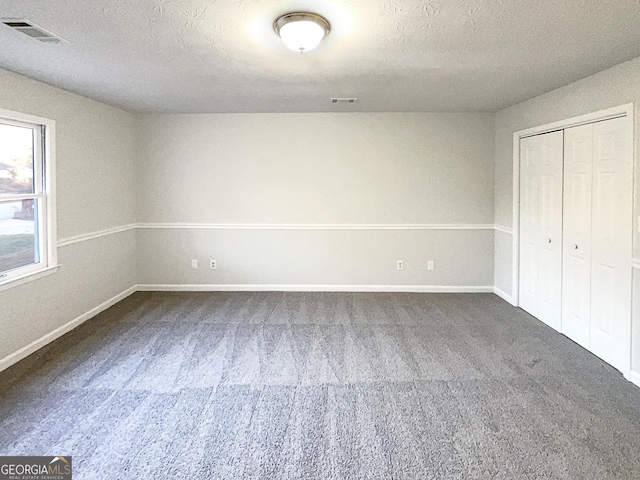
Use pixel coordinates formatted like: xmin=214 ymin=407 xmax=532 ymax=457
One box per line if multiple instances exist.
xmin=0 ymin=265 xmax=60 ymax=293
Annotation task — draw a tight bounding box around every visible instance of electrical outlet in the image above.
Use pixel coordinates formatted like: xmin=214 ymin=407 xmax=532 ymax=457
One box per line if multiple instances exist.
xmin=397 ymin=260 xmax=404 ymax=270
xmin=427 ymin=260 xmax=435 ymax=271
xmin=210 ymin=259 xmax=217 ymax=270
xmin=191 ymin=259 xmax=198 ymax=269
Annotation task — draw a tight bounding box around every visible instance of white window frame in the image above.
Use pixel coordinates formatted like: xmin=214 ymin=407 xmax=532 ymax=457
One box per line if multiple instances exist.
xmin=0 ymin=108 xmax=57 ymax=292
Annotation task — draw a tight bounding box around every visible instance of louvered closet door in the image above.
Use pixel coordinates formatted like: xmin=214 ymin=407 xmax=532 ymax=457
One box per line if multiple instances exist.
xmin=519 ymin=131 xmax=564 ymax=330
xmin=562 ymin=124 xmax=593 ymax=349
xmin=589 ymin=117 xmax=632 ymax=373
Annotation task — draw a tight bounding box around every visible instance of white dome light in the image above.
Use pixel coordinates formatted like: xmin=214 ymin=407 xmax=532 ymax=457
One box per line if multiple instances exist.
xmin=274 ymin=13 xmax=330 ymax=53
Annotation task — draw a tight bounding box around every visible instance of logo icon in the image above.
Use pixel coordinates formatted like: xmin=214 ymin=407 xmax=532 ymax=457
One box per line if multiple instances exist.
xmin=0 ymin=456 xmax=72 ymax=479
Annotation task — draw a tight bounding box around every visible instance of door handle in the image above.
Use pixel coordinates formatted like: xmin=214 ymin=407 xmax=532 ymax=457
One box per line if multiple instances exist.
xmin=547 ymin=238 xmax=552 ymax=244
xmin=574 ymin=244 xmax=578 ymax=250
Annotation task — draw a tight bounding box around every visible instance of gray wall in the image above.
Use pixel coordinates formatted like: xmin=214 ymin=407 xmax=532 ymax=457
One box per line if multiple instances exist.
xmin=0 ymin=69 xmax=137 ymax=362
xmin=136 ymin=113 xmax=496 ymax=287
xmin=493 ymin=56 xmax=640 ymax=377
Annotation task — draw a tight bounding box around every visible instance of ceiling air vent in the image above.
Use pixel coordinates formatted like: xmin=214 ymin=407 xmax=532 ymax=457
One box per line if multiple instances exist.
xmin=1 ymin=19 xmax=66 ymax=44
xmin=331 ymin=98 xmax=357 ymax=104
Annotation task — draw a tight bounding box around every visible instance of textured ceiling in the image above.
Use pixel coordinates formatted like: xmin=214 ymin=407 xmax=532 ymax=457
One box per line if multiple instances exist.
xmin=1 ymin=0 xmax=640 ymax=113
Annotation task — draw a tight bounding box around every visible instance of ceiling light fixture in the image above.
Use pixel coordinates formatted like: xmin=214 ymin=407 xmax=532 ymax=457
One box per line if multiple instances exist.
xmin=274 ymin=12 xmax=330 ymax=53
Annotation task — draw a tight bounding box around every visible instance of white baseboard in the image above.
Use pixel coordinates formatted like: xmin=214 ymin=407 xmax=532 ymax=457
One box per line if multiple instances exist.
xmin=136 ymin=284 xmax=495 ymax=293
xmin=493 ymin=286 xmax=515 ymax=305
xmin=627 ymin=371 xmax=640 ymax=389
xmin=0 ymin=286 xmax=137 ymax=374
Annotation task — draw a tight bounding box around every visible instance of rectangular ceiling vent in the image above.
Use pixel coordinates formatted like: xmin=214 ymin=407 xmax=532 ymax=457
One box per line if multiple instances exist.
xmin=1 ymin=19 xmax=66 ymax=44
xmin=331 ymin=98 xmax=358 ymax=104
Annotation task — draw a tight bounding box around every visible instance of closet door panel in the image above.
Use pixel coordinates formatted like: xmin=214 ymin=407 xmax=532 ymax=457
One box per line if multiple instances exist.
xmin=590 ymin=117 xmax=632 ymax=373
xmin=538 ymin=134 xmax=564 ymax=330
xmin=562 ymin=124 xmax=593 ymax=348
xmin=519 ymin=137 xmax=541 ymax=317
xmin=519 ymin=131 xmax=563 ymax=329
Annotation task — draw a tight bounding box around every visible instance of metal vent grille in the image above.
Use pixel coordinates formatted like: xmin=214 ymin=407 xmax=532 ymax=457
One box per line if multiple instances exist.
xmin=331 ymin=98 xmax=358 ymax=104
xmin=1 ymin=19 xmax=65 ymax=44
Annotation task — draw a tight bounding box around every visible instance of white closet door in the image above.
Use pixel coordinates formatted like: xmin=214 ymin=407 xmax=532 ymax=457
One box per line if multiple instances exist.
xmin=519 ymin=131 xmax=564 ymax=330
xmin=519 ymin=136 xmax=540 ymax=317
xmin=562 ymin=124 xmax=593 ymax=348
xmin=589 ymin=117 xmax=632 ymax=373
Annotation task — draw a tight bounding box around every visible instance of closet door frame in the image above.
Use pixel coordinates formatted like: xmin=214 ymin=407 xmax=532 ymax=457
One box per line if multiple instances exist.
xmin=510 ymin=103 xmax=634 ymax=377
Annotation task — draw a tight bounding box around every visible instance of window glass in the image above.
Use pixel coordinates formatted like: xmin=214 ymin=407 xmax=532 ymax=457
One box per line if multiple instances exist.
xmin=0 ymin=199 xmax=37 ymax=273
xmin=0 ymin=123 xmax=34 ymax=195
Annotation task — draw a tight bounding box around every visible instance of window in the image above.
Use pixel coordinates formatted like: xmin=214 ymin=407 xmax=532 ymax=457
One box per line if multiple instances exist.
xmin=0 ymin=109 xmax=56 ymax=289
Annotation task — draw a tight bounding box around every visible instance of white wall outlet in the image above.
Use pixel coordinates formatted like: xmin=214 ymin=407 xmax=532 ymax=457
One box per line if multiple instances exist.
xmin=210 ymin=259 xmax=217 ymax=270
xmin=427 ymin=260 xmax=435 ymax=271
xmin=397 ymin=260 xmax=404 ymax=270
xmin=191 ymin=259 xmax=198 ymax=269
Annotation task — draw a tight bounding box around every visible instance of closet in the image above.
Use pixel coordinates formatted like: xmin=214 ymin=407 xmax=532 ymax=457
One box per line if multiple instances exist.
xmin=519 ymin=115 xmax=632 ymax=374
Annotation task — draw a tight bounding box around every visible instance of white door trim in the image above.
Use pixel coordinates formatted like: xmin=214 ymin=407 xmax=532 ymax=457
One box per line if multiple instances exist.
xmin=511 ymin=103 xmax=634 ymax=307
